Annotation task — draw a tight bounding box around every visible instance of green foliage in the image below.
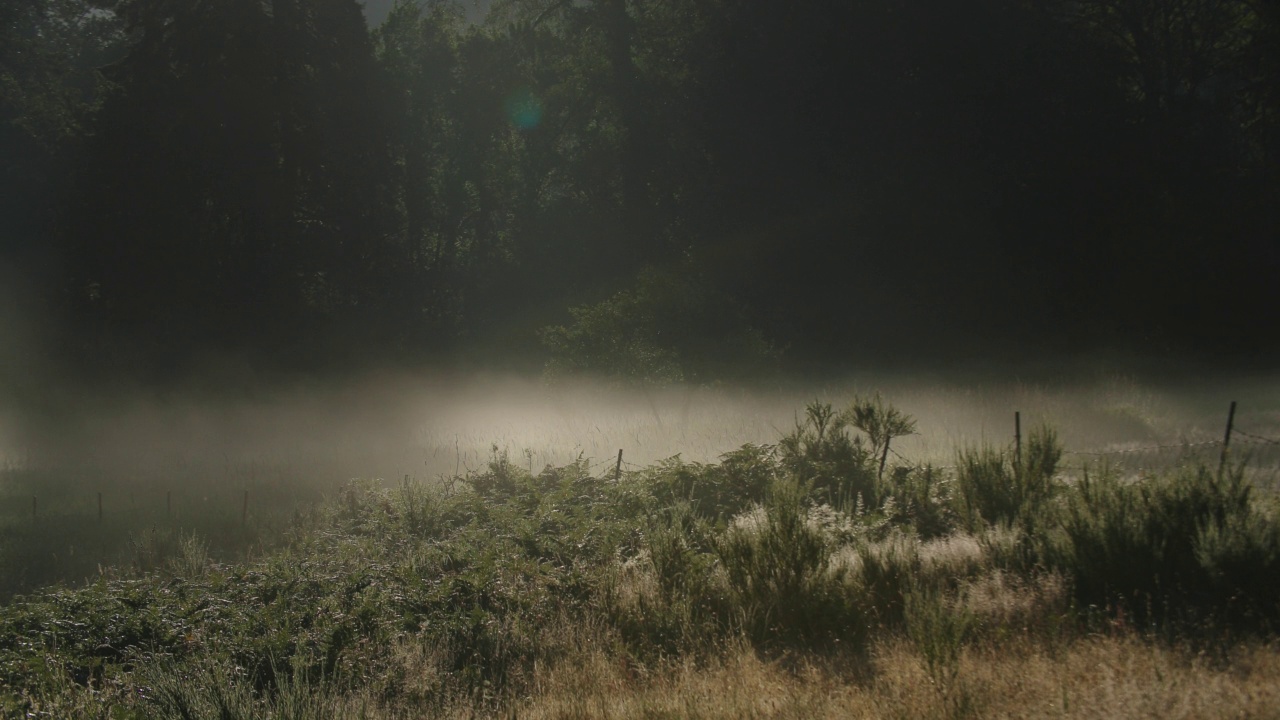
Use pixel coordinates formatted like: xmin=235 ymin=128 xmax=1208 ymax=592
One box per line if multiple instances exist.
xmin=777 ymin=401 xmax=876 ymax=507
xmin=636 ymin=396 xmax=930 ymax=536
xmin=0 ymin=0 xmax=121 ymax=149
xmin=1051 ymin=464 xmax=1280 ymax=631
xmin=166 ymin=531 xmax=209 ymax=580
xmin=639 ymin=443 xmax=777 ymax=522
xmin=646 ymin=503 xmax=715 ymax=603
xmin=1194 ymin=505 xmax=1280 ymax=630
xmin=846 ymin=394 xmax=917 ymax=476
xmin=615 ymin=501 xmax=724 ymax=654
xmin=879 ymin=464 xmax=958 ymax=540
xmin=55 ymin=0 xmax=410 ymax=373
xmin=854 ymin=531 xmax=923 ymax=630
xmin=905 ymin=585 xmax=975 ymax=690
xmin=143 ymin=659 xmax=353 ymax=720
xmin=4 ymin=0 xmax=1280 ymax=379
xmin=540 ymin=268 xmax=779 ymax=387
xmin=716 ymin=477 xmax=861 ymax=647
xmin=954 ymin=425 xmax=1061 ymax=533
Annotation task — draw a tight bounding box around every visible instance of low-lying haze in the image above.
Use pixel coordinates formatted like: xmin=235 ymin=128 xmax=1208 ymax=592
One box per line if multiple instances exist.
xmin=5 ymin=367 xmax=1277 ymax=497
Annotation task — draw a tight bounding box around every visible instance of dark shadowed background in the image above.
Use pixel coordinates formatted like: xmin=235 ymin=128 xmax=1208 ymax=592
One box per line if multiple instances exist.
xmin=1 ymin=0 xmax=1277 ymax=403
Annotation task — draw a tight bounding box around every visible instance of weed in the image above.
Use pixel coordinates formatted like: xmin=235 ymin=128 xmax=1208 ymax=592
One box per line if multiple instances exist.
xmin=778 ymin=401 xmax=876 ymax=508
xmin=167 ymin=530 xmax=209 ymax=579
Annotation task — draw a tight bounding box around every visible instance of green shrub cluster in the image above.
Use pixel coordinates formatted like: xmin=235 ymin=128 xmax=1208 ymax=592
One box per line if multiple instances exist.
xmin=954 ymin=425 xmax=1061 ymax=533
xmin=1049 ymin=464 xmax=1280 ymax=632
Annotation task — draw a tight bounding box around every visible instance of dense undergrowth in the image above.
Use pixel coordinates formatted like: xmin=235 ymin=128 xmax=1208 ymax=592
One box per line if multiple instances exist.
xmin=2 ymin=399 xmax=1279 ymax=718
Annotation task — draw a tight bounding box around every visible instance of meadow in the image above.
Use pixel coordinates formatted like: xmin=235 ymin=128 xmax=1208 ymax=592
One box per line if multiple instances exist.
xmin=2 ymin=369 xmax=1279 ymax=718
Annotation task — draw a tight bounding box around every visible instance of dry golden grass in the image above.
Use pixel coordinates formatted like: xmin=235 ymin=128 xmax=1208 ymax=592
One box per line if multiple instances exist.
xmin=507 ymin=633 xmax=1280 ymax=720
xmin=491 ymin=561 xmax=1280 ymax=717
xmin=32 ymin=625 xmax=1280 ymax=712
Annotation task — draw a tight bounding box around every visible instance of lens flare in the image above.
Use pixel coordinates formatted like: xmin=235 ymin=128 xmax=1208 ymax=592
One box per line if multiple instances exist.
xmin=504 ymin=87 xmax=543 ymax=130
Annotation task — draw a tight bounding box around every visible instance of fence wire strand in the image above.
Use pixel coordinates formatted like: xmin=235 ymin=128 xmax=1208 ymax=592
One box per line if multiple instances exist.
xmin=1063 ymin=439 xmax=1221 ymax=457
xmin=1232 ymin=429 xmax=1280 ymax=446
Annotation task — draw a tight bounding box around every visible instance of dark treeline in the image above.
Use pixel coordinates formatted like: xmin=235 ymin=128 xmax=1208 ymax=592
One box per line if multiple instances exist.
xmin=3 ymin=0 xmax=1279 ymax=386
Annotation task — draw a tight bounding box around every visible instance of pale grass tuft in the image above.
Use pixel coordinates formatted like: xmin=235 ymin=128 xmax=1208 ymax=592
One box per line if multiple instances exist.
xmin=610 ymin=548 xmax=661 ymax=611
xmin=958 ymin=570 xmax=1069 ymax=633
xmin=729 ymin=505 xmax=769 ymax=534
xmin=919 ymin=532 xmax=984 ymax=573
xmin=829 ymin=529 xmax=989 ymax=582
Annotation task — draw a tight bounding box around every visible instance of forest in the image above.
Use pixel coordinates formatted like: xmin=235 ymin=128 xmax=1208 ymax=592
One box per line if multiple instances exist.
xmin=3 ymin=0 xmax=1278 ymax=394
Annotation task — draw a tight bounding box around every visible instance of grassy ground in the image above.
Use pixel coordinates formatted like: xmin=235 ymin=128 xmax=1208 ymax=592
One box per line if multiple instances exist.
xmin=2 ymin=391 xmax=1280 ymax=718
xmin=516 ymin=635 xmax=1280 ymax=719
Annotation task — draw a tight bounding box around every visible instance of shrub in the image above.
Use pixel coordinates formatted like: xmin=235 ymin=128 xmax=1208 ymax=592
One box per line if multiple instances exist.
xmin=853 ymin=531 xmax=922 ymax=630
xmin=167 ymin=530 xmax=210 ymax=579
xmin=539 ymin=267 xmax=780 ymax=388
xmin=905 ymin=584 xmax=975 ymax=690
xmin=778 ymin=401 xmax=876 ymax=508
xmin=716 ymin=477 xmax=863 ymax=647
xmin=641 ymin=444 xmax=778 ymax=522
xmin=954 ymin=425 xmax=1061 ymax=533
xmin=1194 ymin=505 xmax=1280 ymax=630
xmin=468 ymin=445 xmax=525 ymax=500
xmin=648 ymin=502 xmax=717 ymax=603
xmin=880 ymin=464 xmax=957 ymax=539
xmin=1052 ymin=463 xmax=1280 ymax=632
xmin=607 ymin=501 xmax=725 ymax=655
xmin=845 ymin=394 xmax=917 ymax=483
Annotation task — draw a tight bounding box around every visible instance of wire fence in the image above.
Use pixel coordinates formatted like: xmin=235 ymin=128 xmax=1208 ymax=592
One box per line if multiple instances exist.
xmin=10 ymin=404 xmax=1280 ymax=523
xmin=1232 ymin=429 xmax=1280 ymax=446
xmin=589 ymin=403 xmax=1280 ymax=478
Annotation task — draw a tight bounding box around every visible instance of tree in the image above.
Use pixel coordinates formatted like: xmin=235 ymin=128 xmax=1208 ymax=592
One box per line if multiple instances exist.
xmin=61 ymin=0 xmax=406 ymax=375
xmin=539 ymin=267 xmax=779 ymax=388
xmin=1 ymin=0 xmax=122 ymax=267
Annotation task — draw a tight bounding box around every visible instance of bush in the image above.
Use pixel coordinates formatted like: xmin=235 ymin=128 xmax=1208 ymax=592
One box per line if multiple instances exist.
xmin=1195 ymin=505 xmax=1280 ymax=629
xmin=539 ymin=268 xmax=779 ymax=388
xmin=641 ymin=444 xmax=778 ymax=523
xmin=604 ymin=501 xmax=725 ymax=656
xmin=1052 ymin=463 xmax=1280 ymax=631
xmin=845 ymin=394 xmax=917 ymax=484
xmin=879 ymin=464 xmax=957 ymax=539
xmin=954 ymin=425 xmax=1061 ymax=533
xmin=853 ymin=531 xmax=922 ymax=630
xmin=777 ymin=401 xmax=877 ymax=508
xmin=716 ymin=477 xmax=863 ymax=647
xmin=905 ymin=584 xmax=975 ymax=690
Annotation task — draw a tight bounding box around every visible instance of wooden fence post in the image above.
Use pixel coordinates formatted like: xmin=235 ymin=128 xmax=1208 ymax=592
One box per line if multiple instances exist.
xmin=615 ymin=449 xmax=624 ymax=482
xmin=1014 ymin=411 xmax=1022 ymax=474
xmin=1219 ymin=400 xmax=1237 ymax=476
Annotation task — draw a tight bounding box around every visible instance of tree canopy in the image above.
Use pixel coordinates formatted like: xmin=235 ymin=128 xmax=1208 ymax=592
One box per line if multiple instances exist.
xmin=2 ymin=0 xmax=1277 ymax=384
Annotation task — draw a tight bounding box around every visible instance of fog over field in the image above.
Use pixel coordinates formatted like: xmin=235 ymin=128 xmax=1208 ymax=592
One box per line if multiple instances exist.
xmin=5 ymin=366 xmax=1278 ymax=495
